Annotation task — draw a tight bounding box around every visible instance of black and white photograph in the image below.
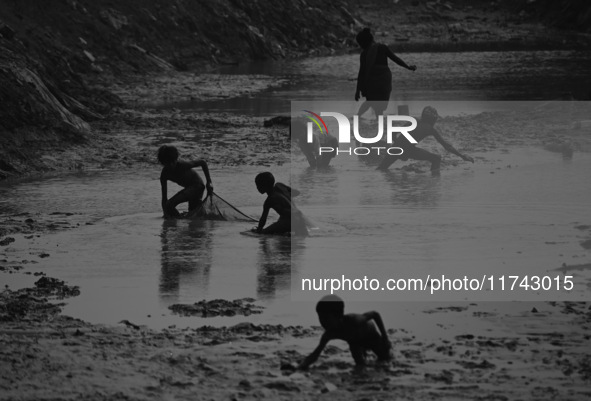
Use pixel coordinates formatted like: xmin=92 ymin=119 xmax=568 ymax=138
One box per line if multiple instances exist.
xmin=1 ymin=1 xmax=591 ymax=400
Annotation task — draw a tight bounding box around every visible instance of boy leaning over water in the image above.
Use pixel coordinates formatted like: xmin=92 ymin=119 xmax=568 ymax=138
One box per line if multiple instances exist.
xmin=377 ymin=106 xmax=474 ymax=171
xmin=298 ymin=294 xmax=392 ymax=369
xmin=290 ymin=119 xmax=338 ymax=169
xmin=253 ymin=172 xmax=308 ymax=236
xmin=158 ymin=145 xmax=213 ymax=218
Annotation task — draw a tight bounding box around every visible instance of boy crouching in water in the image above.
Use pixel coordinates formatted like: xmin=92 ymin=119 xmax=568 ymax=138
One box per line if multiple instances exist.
xmin=158 ymin=145 xmax=213 ymax=218
xmin=254 ymin=172 xmax=308 ymax=236
xmin=298 ymin=295 xmax=392 ymax=369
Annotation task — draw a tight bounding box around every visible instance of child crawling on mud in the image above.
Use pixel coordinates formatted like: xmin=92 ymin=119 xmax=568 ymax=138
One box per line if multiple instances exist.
xmin=298 ymin=294 xmax=392 ymax=369
xmin=158 ymin=145 xmax=213 ymax=218
xmin=253 ymin=172 xmax=308 ymax=236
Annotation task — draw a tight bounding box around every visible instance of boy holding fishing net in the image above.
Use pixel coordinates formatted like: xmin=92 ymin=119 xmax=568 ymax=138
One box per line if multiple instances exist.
xmin=158 ymin=145 xmax=213 ymax=218
xmin=253 ymin=172 xmax=308 ymax=236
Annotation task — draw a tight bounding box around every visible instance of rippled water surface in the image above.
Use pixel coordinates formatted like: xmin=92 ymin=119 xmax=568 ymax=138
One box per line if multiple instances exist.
xmin=2 ymin=50 xmax=591 ymax=336
xmin=1 ymin=148 xmax=590 ymax=333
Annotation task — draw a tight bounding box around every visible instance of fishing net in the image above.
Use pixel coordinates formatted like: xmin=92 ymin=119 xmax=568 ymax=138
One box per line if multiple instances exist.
xmin=184 ymin=192 xmax=258 ymax=222
xmin=183 ymin=191 xmax=319 ymax=234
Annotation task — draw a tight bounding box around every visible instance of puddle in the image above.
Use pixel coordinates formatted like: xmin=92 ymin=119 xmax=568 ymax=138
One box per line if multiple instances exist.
xmin=1 ymin=147 xmax=590 ymax=334
xmin=2 ymin=50 xmax=591 ymax=338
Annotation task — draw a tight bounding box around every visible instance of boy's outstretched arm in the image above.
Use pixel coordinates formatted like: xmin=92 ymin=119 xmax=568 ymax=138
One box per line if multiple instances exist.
xmin=298 ymin=332 xmax=331 ymax=370
xmin=255 ymin=203 xmax=270 ymax=233
xmin=191 ymin=159 xmax=214 ymax=193
xmin=385 ymin=46 xmax=416 ymax=71
xmin=433 ymin=132 xmax=474 ymax=163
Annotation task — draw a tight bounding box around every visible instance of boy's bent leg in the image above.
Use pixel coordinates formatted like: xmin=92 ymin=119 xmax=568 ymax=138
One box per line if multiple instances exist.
xmin=357 ymin=101 xmax=371 ymax=118
xmin=349 ymin=345 xmax=367 ymax=366
xmin=363 ymin=330 xmax=392 ymax=362
xmin=166 ymin=187 xmax=201 ymax=216
xmin=372 ymin=340 xmax=393 ymax=361
xmin=186 ymin=185 xmax=205 ymax=213
xmin=164 ymin=194 xmax=183 ymax=217
xmin=373 ymin=100 xmax=388 ymax=118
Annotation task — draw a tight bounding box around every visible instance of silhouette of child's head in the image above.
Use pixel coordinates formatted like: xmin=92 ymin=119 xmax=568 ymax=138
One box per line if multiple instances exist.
xmin=421 ymin=106 xmax=439 ymax=124
xmin=356 ymin=28 xmax=374 ymax=49
xmin=316 ymin=295 xmax=345 ymax=330
xmin=255 ymin=172 xmax=275 ymax=193
xmin=158 ymin=145 xmax=179 ymax=166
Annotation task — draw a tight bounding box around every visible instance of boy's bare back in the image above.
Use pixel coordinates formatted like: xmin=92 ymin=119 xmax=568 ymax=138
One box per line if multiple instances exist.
xmin=264 ymin=183 xmax=295 ymax=220
xmin=329 ymin=313 xmax=385 ymax=344
xmin=160 ymin=160 xmax=204 ymax=188
xmin=158 ymin=145 xmax=213 ymax=218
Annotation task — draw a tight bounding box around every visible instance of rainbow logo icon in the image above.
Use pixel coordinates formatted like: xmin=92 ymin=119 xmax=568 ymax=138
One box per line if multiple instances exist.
xmin=303 ymin=110 xmax=329 ymax=135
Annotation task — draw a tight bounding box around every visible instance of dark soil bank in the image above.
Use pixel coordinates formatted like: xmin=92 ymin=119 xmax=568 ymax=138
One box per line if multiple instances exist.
xmin=0 ymin=0 xmax=357 ymax=177
xmin=1 ymin=0 xmax=590 ymax=178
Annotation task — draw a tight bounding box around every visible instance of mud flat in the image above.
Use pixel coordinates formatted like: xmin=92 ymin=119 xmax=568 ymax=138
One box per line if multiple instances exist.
xmin=2 ymin=2 xmax=591 ymax=399
xmin=2 ymin=282 xmax=591 ymax=400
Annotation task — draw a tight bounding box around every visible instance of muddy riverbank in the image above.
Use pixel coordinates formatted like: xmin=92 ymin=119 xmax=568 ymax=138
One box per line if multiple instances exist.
xmin=2 ymin=93 xmax=591 ymax=399
xmin=2 ymin=0 xmax=591 ymax=179
xmin=2 ymin=1 xmax=591 ymax=400
xmin=2 ymin=280 xmax=591 ymax=400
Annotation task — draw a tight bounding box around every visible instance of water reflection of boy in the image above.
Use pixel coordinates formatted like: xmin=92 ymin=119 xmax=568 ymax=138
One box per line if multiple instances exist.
xmin=254 ymin=172 xmax=308 ymax=236
xmin=377 ymin=106 xmax=474 ymax=171
xmin=256 ymin=237 xmax=292 ymax=300
xmin=298 ymin=295 xmax=392 ymax=370
xmin=158 ymin=145 xmax=213 ymax=218
xmin=159 ymin=219 xmax=212 ymax=300
xmin=291 ymin=120 xmax=338 ymax=169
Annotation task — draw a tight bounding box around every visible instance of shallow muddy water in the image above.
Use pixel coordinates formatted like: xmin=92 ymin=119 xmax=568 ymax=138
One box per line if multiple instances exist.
xmin=2 ymin=50 xmax=591 ymax=340
xmin=160 ymin=50 xmax=591 ymax=115
xmin=1 ymin=147 xmax=590 ymax=337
